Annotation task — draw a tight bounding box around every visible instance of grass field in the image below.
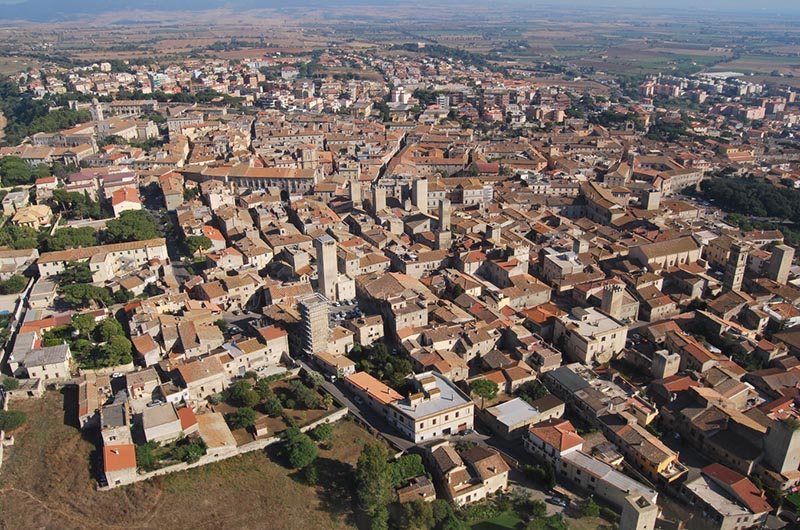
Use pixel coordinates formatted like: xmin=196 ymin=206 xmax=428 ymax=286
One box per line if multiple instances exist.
xmin=470 ymin=511 xmax=525 ymax=530
xmin=0 ymin=390 xmax=379 ymax=530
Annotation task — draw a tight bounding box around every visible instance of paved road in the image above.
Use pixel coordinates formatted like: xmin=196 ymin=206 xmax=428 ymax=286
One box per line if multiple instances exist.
xmin=296 ymin=358 xmax=415 ymax=451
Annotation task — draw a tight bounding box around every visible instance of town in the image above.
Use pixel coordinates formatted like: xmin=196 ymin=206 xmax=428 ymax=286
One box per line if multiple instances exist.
xmin=1 ymin=4 xmax=800 ymax=530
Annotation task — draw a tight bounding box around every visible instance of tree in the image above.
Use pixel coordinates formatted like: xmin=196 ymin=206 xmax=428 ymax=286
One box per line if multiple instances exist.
xmin=94 ymin=318 xmax=124 ymax=343
xmin=0 ymin=410 xmax=27 ymax=431
xmin=228 ymin=407 xmax=258 ymax=429
xmin=518 ymin=380 xmax=549 ymax=404
xmin=57 ymin=261 xmax=93 ymax=286
xmin=51 ymin=189 xmax=102 ymax=220
xmin=356 ymin=443 xmax=393 ymax=530
xmin=102 ymin=336 xmax=133 ymax=365
xmin=61 ymin=284 xmax=112 ymax=308
xmin=303 ymin=464 xmax=319 ymax=486
xmin=2 ymin=377 xmax=19 ymax=390
xmin=397 ymin=500 xmax=435 ymax=530
xmin=0 ymin=224 xmax=38 ymax=249
xmin=114 ymin=288 xmax=134 ymax=304
xmin=0 ymin=156 xmax=33 ymax=186
xmin=287 ymin=379 xmax=321 ymax=409
xmin=391 ymin=453 xmax=427 ymax=487
xmin=582 ymin=497 xmax=600 ymax=518
xmin=39 ymin=226 xmax=97 ymax=252
xmin=470 ymin=378 xmax=499 ymax=407
xmin=0 ymin=274 xmax=27 ymax=294
xmin=309 ymin=423 xmax=333 ymax=442
xmin=255 ymin=378 xmax=274 ymax=400
xmin=264 ymin=396 xmax=283 ymax=417
xmin=186 ymin=235 xmax=212 ymax=254
xmin=230 ymin=380 xmax=260 ymax=408
xmin=178 ymin=439 xmax=207 ymax=464
xmin=104 ymin=210 xmax=159 ymax=243
xmin=71 ymin=313 xmax=97 ymax=337
xmin=215 ymin=319 xmax=228 ymax=332
xmin=283 ymin=428 xmax=317 ymax=468
xmin=135 ymin=441 xmax=159 ymax=471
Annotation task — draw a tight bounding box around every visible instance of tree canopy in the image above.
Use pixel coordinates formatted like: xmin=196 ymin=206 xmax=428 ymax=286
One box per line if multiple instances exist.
xmin=283 ymin=428 xmax=317 ymax=469
xmin=0 ymin=274 xmax=27 ymax=295
xmin=470 ymin=378 xmax=499 ymax=406
xmin=105 ymin=210 xmax=160 ymax=243
xmin=356 ymin=443 xmax=393 ymax=530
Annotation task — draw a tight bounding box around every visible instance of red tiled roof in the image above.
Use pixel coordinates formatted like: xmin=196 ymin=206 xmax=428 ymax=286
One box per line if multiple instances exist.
xmin=702 ymin=463 xmax=772 ymax=514
xmin=177 ymin=407 xmax=198 ymax=431
xmin=529 ymin=418 xmax=584 ymax=452
xmin=103 ymin=444 xmax=137 ymax=472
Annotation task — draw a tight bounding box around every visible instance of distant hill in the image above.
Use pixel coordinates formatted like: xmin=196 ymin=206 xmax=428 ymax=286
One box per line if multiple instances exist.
xmin=1 ymin=0 xmax=798 ymax=22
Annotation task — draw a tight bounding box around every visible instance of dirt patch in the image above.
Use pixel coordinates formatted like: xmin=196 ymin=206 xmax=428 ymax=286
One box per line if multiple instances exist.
xmin=0 ymin=390 xmax=367 ymax=530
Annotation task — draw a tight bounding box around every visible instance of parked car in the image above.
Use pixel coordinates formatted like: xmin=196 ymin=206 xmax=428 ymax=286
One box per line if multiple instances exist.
xmin=111 ymin=372 xmax=124 ymax=379
xmin=547 ymin=497 xmax=567 ymax=507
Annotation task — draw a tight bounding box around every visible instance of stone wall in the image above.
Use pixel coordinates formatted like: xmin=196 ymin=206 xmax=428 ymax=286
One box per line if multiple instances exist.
xmin=99 ymin=406 xmax=349 ymax=490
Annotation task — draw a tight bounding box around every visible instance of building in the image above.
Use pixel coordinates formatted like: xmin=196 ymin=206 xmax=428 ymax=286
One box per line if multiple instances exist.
xmin=413 ymin=178 xmax=428 ymax=214
xmin=767 ymin=244 xmax=794 ymax=285
xmin=560 ymin=451 xmax=658 ymax=510
xmin=299 ymin=293 xmax=330 ymax=355
xmin=553 ymin=307 xmax=627 ymax=365
xmin=524 ymin=418 xmax=584 ymax=465
xmin=37 ymin=238 xmax=168 ymax=283
xmin=176 ymin=356 xmax=227 ymax=402
xmin=344 ymin=371 xmax=404 ymax=418
xmin=620 ymin=495 xmax=659 ymax=530
xmin=681 ymin=464 xmax=771 ymax=530
xmin=111 ymin=187 xmax=142 ymax=217
xmin=483 ymin=396 xmax=565 ymax=440
xmin=103 ymin=444 xmax=137 ymax=487
xmin=397 ymin=476 xmax=437 ymax=504
xmin=11 ymin=204 xmax=52 ymax=230
xmin=629 ymin=237 xmax=702 ymax=271
xmin=315 ymin=235 xmax=338 ymax=301
xmin=142 ymin=402 xmax=183 ymax=443
xmin=16 ymin=343 xmax=71 ymax=380
xmin=389 ymin=372 xmax=474 ymax=443
xmin=427 ymin=441 xmax=510 ymax=506
xmin=723 ymin=243 xmax=747 ymax=293
xmin=315 ymin=351 xmax=357 ymax=378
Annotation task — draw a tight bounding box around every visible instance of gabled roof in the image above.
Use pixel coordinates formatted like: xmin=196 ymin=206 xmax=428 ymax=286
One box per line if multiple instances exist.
xmin=528 ymin=418 xmax=584 ymax=452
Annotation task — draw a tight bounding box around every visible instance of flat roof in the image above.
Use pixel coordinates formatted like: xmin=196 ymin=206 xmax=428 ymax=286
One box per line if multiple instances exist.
xmin=562 ymin=451 xmax=657 ymax=503
xmin=486 ymin=397 xmax=544 ymax=427
xmin=393 ymin=372 xmax=471 ymax=420
xmin=197 ymin=412 xmax=237 ymax=449
xmin=686 ymin=475 xmax=750 ymax=518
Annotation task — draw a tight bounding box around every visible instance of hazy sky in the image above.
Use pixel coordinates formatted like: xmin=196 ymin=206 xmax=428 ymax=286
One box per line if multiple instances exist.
xmin=0 ymin=0 xmax=799 ymax=16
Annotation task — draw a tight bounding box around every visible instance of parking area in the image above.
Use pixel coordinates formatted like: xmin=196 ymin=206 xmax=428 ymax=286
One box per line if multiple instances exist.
xmin=328 ymin=299 xmax=362 ymax=326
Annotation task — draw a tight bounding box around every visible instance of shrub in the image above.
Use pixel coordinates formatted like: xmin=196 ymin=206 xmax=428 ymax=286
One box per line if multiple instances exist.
xmin=2 ymin=377 xmax=19 ymax=391
xmin=309 ymin=423 xmax=333 ymax=442
xmin=0 ymin=410 xmax=27 ymax=431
